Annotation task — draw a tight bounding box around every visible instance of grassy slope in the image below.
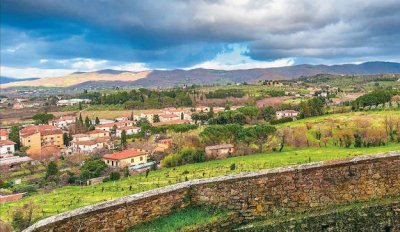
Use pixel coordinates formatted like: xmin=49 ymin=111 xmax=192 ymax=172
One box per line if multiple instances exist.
xmin=128 ymin=206 xmax=230 ymax=232
xmin=2 ymin=144 xmax=400 ymax=223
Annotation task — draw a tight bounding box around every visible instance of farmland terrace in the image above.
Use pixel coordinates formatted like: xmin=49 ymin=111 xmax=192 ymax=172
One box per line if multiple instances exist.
xmin=25 ymin=151 xmax=400 ymax=232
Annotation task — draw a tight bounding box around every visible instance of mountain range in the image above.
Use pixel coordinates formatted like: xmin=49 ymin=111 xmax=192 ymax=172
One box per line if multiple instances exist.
xmin=2 ymin=61 xmax=400 ymax=89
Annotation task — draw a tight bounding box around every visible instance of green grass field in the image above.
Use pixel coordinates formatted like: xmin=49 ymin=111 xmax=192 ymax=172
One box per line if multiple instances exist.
xmin=2 ymin=144 xmax=400 ymax=223
xmin=128 ymin=206 xmax=230 ymax=232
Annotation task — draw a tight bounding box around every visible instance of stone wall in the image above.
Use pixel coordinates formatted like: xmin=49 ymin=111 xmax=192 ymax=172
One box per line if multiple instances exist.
xmin=238 ymin=200 xmax=400 ymax=231
xmin=25 ymin=151 xmax=400 ymax=232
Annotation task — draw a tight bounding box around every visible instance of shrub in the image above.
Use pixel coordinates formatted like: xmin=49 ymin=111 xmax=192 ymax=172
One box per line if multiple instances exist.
xmin=79 ymin=158 xmax=107 ymax=180
xmin=161 ymin=147 xmax=205 ymax=168
xmin=109 ymin=172 xmax=121 ymax=181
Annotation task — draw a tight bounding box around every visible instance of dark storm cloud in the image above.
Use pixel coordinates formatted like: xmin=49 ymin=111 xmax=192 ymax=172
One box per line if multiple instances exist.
xmin=1 ymin=0 xmax=400 ymax=69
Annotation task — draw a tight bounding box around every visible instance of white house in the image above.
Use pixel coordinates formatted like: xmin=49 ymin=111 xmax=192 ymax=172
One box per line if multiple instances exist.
xmin=116 ymin=126 xmax=141 ymax=137
xmin=0 ymin=140 xmax=16 ymax=155
xmin=159 ymin=114 xmax=180 ymax=122
xmin=71 ymin=140 xmax=104 ymax=154
xmin=56 ymin=99 xmax=91 ymax=106
xmin=139 ymin=110 xmax=164 ymax=123
xmin=49 ymin=116 xmax=76 ymax=129
xmin=276 ymin=110 xmax=299 ymax=119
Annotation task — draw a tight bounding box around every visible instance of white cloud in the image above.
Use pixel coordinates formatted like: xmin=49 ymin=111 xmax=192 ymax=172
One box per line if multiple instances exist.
xmin=111 ymin=62 xmax=150 ymax=72
xmin=189 ymin=44 xmax=295 ymax=70
xmin=70 ymin=58 xmax=108 ymax=70
xmin=0 ymin=66 xmax=73 ymax=78
xmin=40 ymin=59 xmax=48 ymax=64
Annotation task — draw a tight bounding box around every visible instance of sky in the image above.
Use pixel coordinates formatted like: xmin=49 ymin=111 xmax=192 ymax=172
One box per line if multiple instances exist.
xmin=1 ymin=0 xmax=400 ymax=78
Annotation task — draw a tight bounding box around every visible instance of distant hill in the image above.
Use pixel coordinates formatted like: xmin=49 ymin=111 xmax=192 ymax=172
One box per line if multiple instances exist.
xmin=2 ymin=61 xmax=400 ymax=89
xmin=0 ymin=76 xmax=39 ymax=84
xmin=1 ymin=70 xmax=150 ymax=88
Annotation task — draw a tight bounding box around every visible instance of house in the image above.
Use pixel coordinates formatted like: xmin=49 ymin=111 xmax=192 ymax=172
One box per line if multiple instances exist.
xmin=102 ymin=149 xmax=148 ymax=168
xmin=56 ymin=99 xmax=91 ymax=106
xmin=159 ymin=114 xmax=180 ymax=122
xmin=115 ymin=116 xmax=129 ymax=121
xmin=116 ymin=126 xmax=141 ymax=137
xmin=0 ymin=130 xmax=8 ymax=140
xmin=20 ymin=125 xmax=63 ymax=150
xmin=72 ymin=134 xmax=91 ymax=142
xmin=205 ymin=144 xmax=235 ymax=160
xmin=276 ymin=110 xmax=299 ymax=119
xmin=0 ymin=140 xmax=16 ymax=155
xmin=195 ymin=106 xmax=210 ymax=112
xmin=95 ymin=121 xmax=134 ymax=132
xmin=151 ymin=119 xmax=191 ymax=127
xmin=48 ymin=116 xmax=76 ymax=129
xmin=71 ymin=139 xmax=105 ymax=154
xmin=87 ymin=129 xmax=109 ymax=139
xmin=139 ymin=110 xmax=164 ymax=123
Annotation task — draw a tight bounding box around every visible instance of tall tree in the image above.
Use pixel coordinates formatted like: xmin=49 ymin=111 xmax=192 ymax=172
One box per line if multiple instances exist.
xmin=153 ymin=114 xmax=160 ymax=123
xmin=95 ymin=117 xmax=100 ymax=125
xmin=8 ymin=126 xmax=21 ymax=150
xmin=121 ymin=130 xmax=127 ymax=149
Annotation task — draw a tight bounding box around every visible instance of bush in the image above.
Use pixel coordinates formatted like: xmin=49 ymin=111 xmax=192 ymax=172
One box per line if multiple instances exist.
xmin=161 ymin=147 xmax=205 ymax=168
xmin=79 ymin=158 xmax=107 ymax=180
xmin=270 ymin=117 xmax=293 ymax=125
xmin=109 ymin=172 xmax=121 ymax=181
xmin=13 ymin=185 xmax=37 ymax=195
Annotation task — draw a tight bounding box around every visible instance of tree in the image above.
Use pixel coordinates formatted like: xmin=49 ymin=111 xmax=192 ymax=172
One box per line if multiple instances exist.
xmin=63 ymin=133 xmax=71 ymax=146
xmin=12 ymin=202 xmax=37 ymax=231
xmin=109 ymin=172 xmax=121 ymax=181
xmin=95 ymin=117 xmax=100 ymax=125
xmin=80 ymin=158 xmax=107 ymax=180
xmin=300 ymin=97 xmax=325 ymax=118
xmin=243 ymin=124 xmax=276 ymax=153
xmin=262 ymin=106 xmax=276 ymax=122
xmin=8 ymin=126 xmax=20 ymax=150
xmin=237 ymin=106 xmax=260 ymax=123
xmin=200 ymin=124 xmax=242 ymax=145
xmin=84 ymin=116 xmax=91 ymax=130
xmin=153 ymin=114 xmax=160 ymax=123
xmin=121 ymin=130 xmax=127 ymax=149
xmin=46 ymin=161 xmax=59 ymax=178
xmin=110 ymin=125 xmax=117 ymax=135
xmin=79 ymin=102 xmax=83 ymax=110
xmin=32 ymin=113 xmax=54 ymax=124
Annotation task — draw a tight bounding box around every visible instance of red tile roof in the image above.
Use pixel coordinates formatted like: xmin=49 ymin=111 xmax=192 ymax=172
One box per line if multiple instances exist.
xmin=151 ymin=119 xmax=190 ymax=127
xmin=20 ymin=125 xmax=62 ymax=137
xmin=0 ymin=140 xmax=16 ymax=146
xmin=0 ymin=130 xmax=8 ymax=136
xmin=117 ymin=126 xmax=140 ymax=131
xmin=159 ymin=114 xmax=179 ymax=118
xmin=87 ymin=129 xmax=108 ymax=135
xmin=103 ymin=149 xmax=146 ymax=160
xmin=73 ymin=140 xmax=102 ymax=146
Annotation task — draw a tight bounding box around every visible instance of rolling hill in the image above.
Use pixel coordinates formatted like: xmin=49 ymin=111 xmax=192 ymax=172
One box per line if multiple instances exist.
xmin=2 ymin=61 xmax=400 ymax=89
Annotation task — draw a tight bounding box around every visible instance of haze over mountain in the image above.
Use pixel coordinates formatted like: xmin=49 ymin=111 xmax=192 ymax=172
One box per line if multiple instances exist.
xmin=1 ymin=61 xmax=400 ymax=89
xmin=0 ymin=76 xmax=39 ymax=85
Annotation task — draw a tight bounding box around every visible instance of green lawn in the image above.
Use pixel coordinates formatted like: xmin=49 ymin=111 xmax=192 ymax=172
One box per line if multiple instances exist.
xmin=2 ymin=144 xmax=400 ymax=223
xmin=128 ymin=206 xmax=230 ymax=232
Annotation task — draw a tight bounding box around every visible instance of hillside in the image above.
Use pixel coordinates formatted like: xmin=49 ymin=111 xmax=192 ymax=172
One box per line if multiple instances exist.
xmin=1 ymin=71 xmax=151 ymax=88
xmin=2 ymin=61 xmax=400 ymax=89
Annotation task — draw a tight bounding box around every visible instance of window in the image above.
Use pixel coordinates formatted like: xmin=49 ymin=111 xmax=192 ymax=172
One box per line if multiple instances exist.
xmin=140 ymin=156 xmax=143 ymax=161
xmin=111 ymin=161 xmax=114 ymax=166
xmin=131 ymin=158 xmax=134 ymax=163
xmin=28 ymin=140 xmax=31 ymax=142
